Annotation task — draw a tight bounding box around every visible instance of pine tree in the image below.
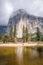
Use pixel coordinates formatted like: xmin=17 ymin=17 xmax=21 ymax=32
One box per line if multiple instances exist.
xmin=40 ymin=34 xmax=43 ymax=41
xmin=22 ymin=26 xmax=26 ymax=42
xmin=14 ymin=24 xmax=16 ymax=38
xmin=36 ymin=27 xmax=40 ymax=41
xmin=13 ymin=24 xmax=17 ymax=42
xmin=22 ymin=26 xmax=29 ymax=42
xmin=10 ymin=26 xmax=13 ymax=39
xmin=25 ymin=27 xmax=29 ymax=42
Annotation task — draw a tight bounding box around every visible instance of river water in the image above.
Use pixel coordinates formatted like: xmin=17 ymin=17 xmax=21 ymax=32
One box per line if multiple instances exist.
xmin=0 ymin=47 xmax=43 ymax=65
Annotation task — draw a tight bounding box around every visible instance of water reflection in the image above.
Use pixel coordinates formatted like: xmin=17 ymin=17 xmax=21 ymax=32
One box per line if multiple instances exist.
xmin=29 ymin=47 xmax=39 ymax=59
xmin=16 ymin=46 xmax=23 ymax=65
xmin=37 ymin=47 xmax=43 ymax=58
xmin=0 ymin=47 xmax=43 ymax=65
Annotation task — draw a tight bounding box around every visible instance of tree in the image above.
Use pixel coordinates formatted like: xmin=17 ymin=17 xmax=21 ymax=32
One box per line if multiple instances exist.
xmin=0 ymin=34 xmax=2 ymax=41
xmin=31 ymin=33 xmax=37 ymax=41
xmin=22 ymin=26 xmax=29 ymax=42
xmin=22 ymin=26 xmax=26 ymax=42
xmin=25 ymin=27 xmax=29 ymax=42
xmin=13 ymin=24 xmax=16 ymax=38
xmin=30 ymin=27 xmax=41 ymax=41
xmin=2 ymin=35 xmax=9 ymax=43
xmin=13 ymin=24 xmax=17 ymax=42
xmin=36 ymin=27 xmax=40 ymax=41
xmin=10 ymin=26 xmax=13 ymax=39
xmin=40 ymin=34 xmax=43 ymax=41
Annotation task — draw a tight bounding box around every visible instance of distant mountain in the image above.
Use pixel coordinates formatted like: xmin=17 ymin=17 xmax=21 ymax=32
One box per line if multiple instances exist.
xmin=0 ymin=9 xmax=43 ymax=36
xmin=8 ymin=9 xmax=28 ymax=25
xmin=0 ymin=26 xmax=8 ymax=34
xmin=8 ymin=9 xmax=43 ymax=35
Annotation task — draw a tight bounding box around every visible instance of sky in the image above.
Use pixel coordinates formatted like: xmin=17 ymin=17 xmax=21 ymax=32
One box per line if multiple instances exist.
xmin=0 ymin=0 xmax=43 ymax=25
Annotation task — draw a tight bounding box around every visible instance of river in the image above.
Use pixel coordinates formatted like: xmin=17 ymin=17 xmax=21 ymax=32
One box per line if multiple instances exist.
xmin=0 ymin=47 xmax=43 ymax=65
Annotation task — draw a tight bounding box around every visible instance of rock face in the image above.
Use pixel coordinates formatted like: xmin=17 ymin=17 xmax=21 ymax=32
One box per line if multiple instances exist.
xmin=8 ymin=9 xmax=43 ymax=38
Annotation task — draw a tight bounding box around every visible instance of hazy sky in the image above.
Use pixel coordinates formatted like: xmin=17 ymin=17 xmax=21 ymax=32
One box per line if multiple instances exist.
xmin=0 ymin=0 xmax=43 ymax=25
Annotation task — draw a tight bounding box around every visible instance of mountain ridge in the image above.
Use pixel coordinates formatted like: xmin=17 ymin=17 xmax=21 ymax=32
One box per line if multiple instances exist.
xmin=8 ymin=9 xmax=43 ymax=34
xmin=0 ymin=9 xmax=43 ymax=34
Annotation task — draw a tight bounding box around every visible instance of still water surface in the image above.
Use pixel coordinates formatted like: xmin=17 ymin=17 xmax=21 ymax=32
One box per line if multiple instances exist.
xmin=0 ymin=47 xmax=43 ymax=65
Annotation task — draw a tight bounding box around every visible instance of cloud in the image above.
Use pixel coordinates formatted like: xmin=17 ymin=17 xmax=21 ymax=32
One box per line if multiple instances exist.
xmin=0 ymin=0 xmax=43 ymax=25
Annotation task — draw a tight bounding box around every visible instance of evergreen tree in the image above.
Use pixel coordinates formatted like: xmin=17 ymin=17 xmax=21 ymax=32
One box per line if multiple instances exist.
xmin=22 ymin=26 xmax=29 ymax=42
xmin=30 ymin=27 xmax=41 ymax=41
xmin=36 ymin=27 xmax=40 ymax=41
xmin=13 ymin=24 xmax=17 ymax=42
xmin=10 ymin=26 xmax=13 ymax=39
xmin=0 ymin=35 xmax=2 ymax=41
xmin=22 ymin=26 xmax=26 ymax=42
xmin=2 ymin=35 xmax=8 ymax=43
xmin=25 ymin=27 xmax=29 ymax=42
xmin=40 ymin=34 xmax=43 ymax=41
xmin=14 ymin=24 xmax=16 ymax=38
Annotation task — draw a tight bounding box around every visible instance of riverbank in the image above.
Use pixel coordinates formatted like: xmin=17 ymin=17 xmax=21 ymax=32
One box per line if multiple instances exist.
xmin=0 ymin=41 xmax=43 ymax=47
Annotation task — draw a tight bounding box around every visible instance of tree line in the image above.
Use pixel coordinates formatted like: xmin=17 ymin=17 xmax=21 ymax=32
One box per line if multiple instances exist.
xmin=0 ymin=25 xmax=43 ymax=43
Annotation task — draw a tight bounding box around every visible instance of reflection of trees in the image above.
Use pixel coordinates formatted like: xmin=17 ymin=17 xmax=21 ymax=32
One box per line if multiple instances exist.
xmin=37 ymin=47 xmax=43 ymax=58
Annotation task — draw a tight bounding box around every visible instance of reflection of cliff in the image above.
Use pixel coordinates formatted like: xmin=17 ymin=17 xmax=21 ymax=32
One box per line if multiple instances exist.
xmin=8 ymin=9 xmax=43 ymax=37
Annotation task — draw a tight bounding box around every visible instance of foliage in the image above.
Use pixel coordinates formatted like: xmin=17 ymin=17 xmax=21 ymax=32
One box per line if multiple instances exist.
xmin=0 ymin=35 xmax=2 ymax=40
xmin=22 ymin=26 xmax=26 ymax=42
xmin=13 ymin=24 xmax=17 ymax=42
xmin=10 ymin=27 xmax=13 ymax=39
xmin=22 ymin=26 xmax=29 ymax=42
xmin=40 ymin=34 xmax=43 ymax=41
xmin=36 ymin=27 xmax=40 ymax=41
xmin=13 ymin=24 xmax=16 ymax=38
xmin=25 ymin=27 xmax=29 ymax=42
xmin=31 ymin=27 xmax=41 ymax=41
xmin=2 ymin=35 xmax=9 ymax=43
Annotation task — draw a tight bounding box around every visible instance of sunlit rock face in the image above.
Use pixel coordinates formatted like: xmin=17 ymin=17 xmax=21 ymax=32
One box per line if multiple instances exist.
xmin=8 ymin=9 xmax=43 ymax=38
xmin=16 ymin=18 xmax=28 ymax=38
